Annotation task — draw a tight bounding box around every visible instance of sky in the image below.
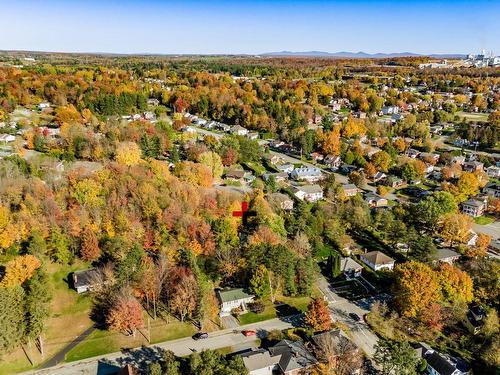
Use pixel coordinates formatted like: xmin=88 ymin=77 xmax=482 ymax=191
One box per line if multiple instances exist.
xmin=1 ymin=0 xmax=499 ymax=55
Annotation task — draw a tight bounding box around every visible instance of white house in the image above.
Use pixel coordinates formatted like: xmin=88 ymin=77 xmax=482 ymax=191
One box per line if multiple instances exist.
xmin=291 ymin=185 xmax=324 ymax=202
xmin=486 ymin=165 xmax=500 ymax=178
xmin=277 ymin=163 xmax=294 ymax=174
xmin=360 ymin=251 xmax=395 ymax=271
xmin=230 ymin=125 xmax=249 ymax=136
xmin=0 ymin=134 xmax=16 ymax=143
xmin=290 ymin=166 xmax=322 ymax=182
xmin=415 ymin=343 xmax=470 ymax=375
xmin=217 ymin=288 xmax=254 ymax=317
xmin=38 ymin=102 xmax=51 ymax=109
xmin=381 ymin=106 xmax=399 ymax=115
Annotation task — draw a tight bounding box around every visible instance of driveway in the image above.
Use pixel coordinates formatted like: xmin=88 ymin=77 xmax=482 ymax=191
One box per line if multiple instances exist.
xmin=317 ymin=275 xmax=379 ymax=357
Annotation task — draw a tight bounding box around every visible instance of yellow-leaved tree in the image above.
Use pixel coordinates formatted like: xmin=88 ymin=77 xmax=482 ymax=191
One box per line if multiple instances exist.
xmin=0 ymin=255 xmax=41 ymax=288
xmin=115 ymin=141 xmax=142 ymax=166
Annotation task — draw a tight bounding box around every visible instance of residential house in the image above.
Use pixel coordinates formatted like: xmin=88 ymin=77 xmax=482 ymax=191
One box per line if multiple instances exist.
xmin=354 ymin=111 xmax=366 ymax=119
xmin=324 ymin=154 xmax=342 ymax=170
xmin=72 ymin=268 xmax=100 ymax=294
xmin=0 ymin=134 xmax=15 ymax=143
xmin=340 ymin=258 xmax=363 ymax=279
xmin=147 ymin=98 xmax=159 ymax=106
xmin=241 ymin=349 xmax=281 ymax=375
xmin=483 ymin=182 xmax=500 ymax=198
xmin=263 ymin=172 xmax=289 ymax=183
xmin=451 ymin=156 xmax=466 ymax=165
xmin=391 ymin=113 xmax=403 ymax=122
xmin=277 ymin=163 xmax=294 ymax=174
xmin=217 ymin=288 xmax=254 ymax=317
xmin=310 ymin=152 xmax=324 ymax=163
xmin=431 ymin=248 xmax=461 ymax=264
xmin=486 ymin=165 xmax=500 ymax=178
xmin=182 ymin=125 xmax=197 ymax=134
xmin=341 ymin=183 xmax=359 ymax=197
xmin=143 ymin=111 xmax=156 ymax=121
xmin=386 ymin=176 xmax=405 ymax=188
xmin=407 ymin=148 xmax=421 ymax=158
xmin=360 ymin=251 xmax=395 ymax=271
xmin=264 ymin=154 xmax=284 ymax=165
xmin=38 ymin=102 xmax=51 ymax=109
xmin=381 ymin=106 xmax=399 ymax=115
xmin=463 ymin=161 xmax=484 ymax=173
xmin=364 ymin=192 xmax=388 ymax=208
xmin=420 ymin=152 xmax=440 ymax=163
xmin=217 ymin=123 xmax=231 ymax=132
xmin=225 ymin=169 xmax=245 ymax=182
xmin=247 ymin=132 xmax=259 ymax=140
xmin=268 ymin=340 xmax=318 ymax=375
xmin=372 ymin=171 xmax=387 ymax=183
xmin=340 ymin=164 xmax=357 ymax=174
xmin=231 ymin=125 xmax=249 ymax=136
xmin=241 ymin=339 xmax=318 ymax=375
xmin=466 ymin=229 xmax=478 ymax=247
xmin=290 ymin=167 xmax=322 ymax=182
xmin=415 ymin=343 xmax=470 ymax=375
xmin=329 ymin=100 xmax=341 ymax=112
xmin=269 ymin=193 xmax=294 ymax=211
xmin=291 ymin=185 xmax=324 ymax=202
xmin=461 ymin=199 xmax=486 ymax=217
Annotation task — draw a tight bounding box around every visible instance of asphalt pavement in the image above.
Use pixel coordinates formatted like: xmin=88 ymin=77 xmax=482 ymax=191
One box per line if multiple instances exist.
xmin=27 ymin=319 xmax=295 ymax=375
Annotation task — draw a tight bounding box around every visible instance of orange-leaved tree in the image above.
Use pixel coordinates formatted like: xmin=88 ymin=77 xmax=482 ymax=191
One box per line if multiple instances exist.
xmin=305 ymin=297 xmax=332 ymax=332
xmin=393 ymin=261 xmax=441 ymax=318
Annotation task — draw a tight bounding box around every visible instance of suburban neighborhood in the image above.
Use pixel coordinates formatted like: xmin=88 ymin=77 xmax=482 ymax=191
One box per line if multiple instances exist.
xmin=0 ymin=2 xmax=499 ymax=374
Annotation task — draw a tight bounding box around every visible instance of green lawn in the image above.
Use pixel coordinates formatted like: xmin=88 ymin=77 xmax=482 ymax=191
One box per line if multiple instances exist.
xmin=456 ymin=111 xmax=489 ymax=122
xmin=474 ymin=216 xmax=496 ymax=225
xmin=65 ymin=316 xmax=196 ymax=362
xmin=239 ymin=302 xmax=277 ymax=325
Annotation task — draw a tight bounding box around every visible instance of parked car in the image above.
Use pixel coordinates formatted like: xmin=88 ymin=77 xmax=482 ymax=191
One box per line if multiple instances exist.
xmin=349 ymin=313 xmax=361 ymax=322
xmin=192 ymin=332 xmax=208 ymax=340
xmin=241 ymin=329 xmax=256 ymax=337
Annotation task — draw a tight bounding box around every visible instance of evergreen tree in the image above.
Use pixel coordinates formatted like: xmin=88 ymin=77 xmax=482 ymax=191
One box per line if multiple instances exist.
xmin=0 ymin=286 xmax=26 ymax=354
xmin=24 ymin=267 xmax=52 ymax=341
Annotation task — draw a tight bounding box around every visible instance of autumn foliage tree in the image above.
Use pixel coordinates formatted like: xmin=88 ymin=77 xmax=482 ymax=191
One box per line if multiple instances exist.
xmin=393 ymin=261 xmax=441 ymax=318
xmin=437 ymin=263 xmax=473 ymax=304
xmin=106 ymin=291 xmax=144 ymax=336
xmin=305 ymin=297 xmax=332 ymax=332
xmin=0 ymin=255 xmax=41 ymax=288
xmin=80 ymin=228 xmax=101 ymax=262
xmin=322 ymin=127 xmax=341 ymax=156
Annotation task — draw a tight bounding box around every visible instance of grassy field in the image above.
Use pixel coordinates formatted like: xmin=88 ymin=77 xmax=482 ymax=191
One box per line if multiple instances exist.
xmin=474 ymin=216 xmax=496 ymax=225
xmin=238 ymin=293 xmax=315 ymax=325
xmin=0 ymin=260 xmax=93 ymax=374
xmin=456 ymin=111 xmax=489 ymax=122
xmin=65 ymin=316 xmax=196 ymax=362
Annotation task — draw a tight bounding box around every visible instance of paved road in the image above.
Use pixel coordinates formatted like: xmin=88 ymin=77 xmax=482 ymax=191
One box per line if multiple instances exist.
xmin=473 ymin=221 xmax=500 ymax=241
xmin=27 ymin=319 xmax=295 ymax=375
xmin=317 ymin=276 xmax=379 ymax=357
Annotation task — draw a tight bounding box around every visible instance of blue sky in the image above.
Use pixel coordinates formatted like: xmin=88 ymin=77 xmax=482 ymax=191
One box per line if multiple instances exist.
xmin=1 ymin=0 xmax=499 ymax=55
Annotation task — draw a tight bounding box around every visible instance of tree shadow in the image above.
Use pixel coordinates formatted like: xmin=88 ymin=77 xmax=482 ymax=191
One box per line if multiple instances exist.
xmin=111 ymin=345 xmax=166 ymax=372
xmin=96 ymin=360 xmax=120 ymax=375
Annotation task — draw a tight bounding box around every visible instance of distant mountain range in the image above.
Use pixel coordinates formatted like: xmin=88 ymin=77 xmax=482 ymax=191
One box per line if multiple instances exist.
xmin=260 ymin=51 xmax=466 ymax=59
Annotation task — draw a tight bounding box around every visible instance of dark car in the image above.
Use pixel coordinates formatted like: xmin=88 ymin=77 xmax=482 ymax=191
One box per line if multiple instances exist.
xmin=192 ymin=332 xmax=208 ymax=340
xmin=349 ymin=312 xmax=361 ymax=322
